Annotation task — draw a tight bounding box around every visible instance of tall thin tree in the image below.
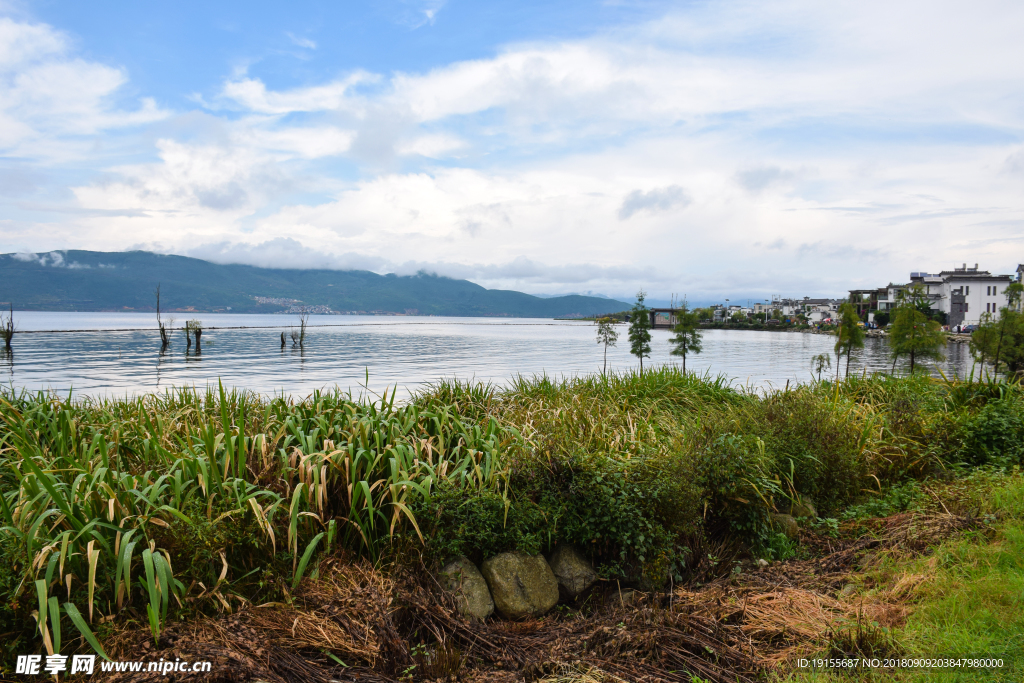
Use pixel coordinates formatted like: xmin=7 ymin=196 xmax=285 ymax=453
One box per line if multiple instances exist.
xmin=811 ymin=353 xmax=831 ymax=382
xmin=595 ymin=317 xmax=619 ymax=374
xmin=628 ymin=290 xmax=652 ymax=372
xmin=889 ymin=305 xmax=945 ymax=374
xmin=835 ymin=302 xmax=865 ymax=378
xmin=668 ymin=299 xmax=702 ymax=373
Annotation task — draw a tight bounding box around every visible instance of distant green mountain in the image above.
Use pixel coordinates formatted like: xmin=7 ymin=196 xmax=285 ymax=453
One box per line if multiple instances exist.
xmin=0 ymin=250 xmax=630 ymax=318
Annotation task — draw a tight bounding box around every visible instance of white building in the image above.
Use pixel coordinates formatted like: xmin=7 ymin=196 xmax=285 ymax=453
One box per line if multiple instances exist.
xmin=778 ymin=297 xmax=841 ymax=321
xmin=908 ymin=264 xmax=1013 ymax=326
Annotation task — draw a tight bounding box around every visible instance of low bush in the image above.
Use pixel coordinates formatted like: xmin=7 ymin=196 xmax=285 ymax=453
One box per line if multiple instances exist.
xmin=752 ymin=388 xmax=868 ymax=515
xmin=411 ymin=484 xmax=549 ymax=565
xmin=952 ymin=399 xmax=1024 ymax=467
xmin=840 ymin=480 xmax=925 ymax=520
xmin=533 ymin=454 xmax=701 ymax=583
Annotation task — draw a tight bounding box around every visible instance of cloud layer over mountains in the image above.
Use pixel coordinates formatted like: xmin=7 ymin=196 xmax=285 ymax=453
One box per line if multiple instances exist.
xmin=1 ymin=1 xmax=1022 ymax=300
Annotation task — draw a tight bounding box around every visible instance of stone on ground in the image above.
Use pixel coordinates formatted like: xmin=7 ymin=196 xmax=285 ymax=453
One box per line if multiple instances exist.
xmin=480 ymin=551 xmax=560 ymax=619
xmin=547 ymin=545 xmax=598 ymax=598
xmin=441 ymin=557 xmax=494 ymax=619
xmin=788 ymin=495 xmax=817 ymax=519
xmin=770 ymin=513 xmax=800 ymax=539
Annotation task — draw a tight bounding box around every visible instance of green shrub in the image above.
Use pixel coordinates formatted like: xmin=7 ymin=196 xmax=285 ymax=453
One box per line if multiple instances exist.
xmin=936 ymin=398 xmax=1024 ymax=468
xmin=958 ymin=399 xmax=1024 ymax=467
xmin=414 ymin=451 xmax=702 ymax=585
xmin=694 ymin=433 xmax=777 ymax=543
xmin=840 ymin=480 xmax=924 ymax=520
xmin=762 ymin=531 xmax=798 ymax=562
xmin=411 ymin=484 xmax=549 ymax=565
xmin=534 ymin=454 xmax=700 ymax=582
xmin=754 ymin=390 xmax=868 ymax=515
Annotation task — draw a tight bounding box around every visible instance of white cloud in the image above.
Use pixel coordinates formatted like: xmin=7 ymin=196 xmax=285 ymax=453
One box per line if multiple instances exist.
xmin=8 ymin=1 xmax=1024 ymax=299
xmin=219 ymin=72 xmax=375 ymax=114
xmin=395 ymin=133 xmax=466 ymax=158
xmin=285 ymin=32 xmax=316 ymax=50
xmin=0 ymin=17 xmax=168 ymax=159
xmin=618 ymin=185 xmax=690 ymax=220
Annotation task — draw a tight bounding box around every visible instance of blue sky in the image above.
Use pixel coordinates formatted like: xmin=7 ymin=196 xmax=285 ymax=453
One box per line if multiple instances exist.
xmin=1 ymin=0 xmax=1022 ymax=301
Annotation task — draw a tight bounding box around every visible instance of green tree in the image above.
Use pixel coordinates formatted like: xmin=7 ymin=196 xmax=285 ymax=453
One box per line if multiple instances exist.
xmin=811 ymin=353 xmax=831 ymax=382
xmin=971 ymin=283 xmax=1024 ymax=376
xmin=899 ymin=282 xmax=946 ymax=323
xmin=730 ymin=311 xmax=746 ymax=323
xmin=628 ymin=290 xmax=652 ymax=372
xmin=888 ymin=304 xmax=945 ymax=374
xmin=834 ymin=302 xmax=865 ymax=378
xmin=669 ymin=306 xmax=702 ymax=373
xmin=595 ymin=317 xmax=619 ymax=374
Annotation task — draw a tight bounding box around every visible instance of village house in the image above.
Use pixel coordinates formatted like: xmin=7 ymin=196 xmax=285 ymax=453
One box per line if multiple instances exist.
xmin=850 ymin=264 xmax=1014 ymax=327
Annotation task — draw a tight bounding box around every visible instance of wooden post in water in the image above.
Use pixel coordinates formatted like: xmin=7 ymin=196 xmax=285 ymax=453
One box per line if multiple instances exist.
xmin=156 ymin=285 xmax=172 ymax=350
xmin=1 ymin=304 xmax=12 ymax=351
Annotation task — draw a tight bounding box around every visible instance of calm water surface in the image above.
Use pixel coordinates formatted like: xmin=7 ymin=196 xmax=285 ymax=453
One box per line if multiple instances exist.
xmin=0 ymin=313 xmax=980 ymax=399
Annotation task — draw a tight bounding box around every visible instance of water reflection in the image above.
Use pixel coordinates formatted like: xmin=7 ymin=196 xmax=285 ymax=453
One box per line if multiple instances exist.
xmin=3 ymin=312 xmax=986 ymax=399
xmin=0 ymin=349 xmax=12 ymax=378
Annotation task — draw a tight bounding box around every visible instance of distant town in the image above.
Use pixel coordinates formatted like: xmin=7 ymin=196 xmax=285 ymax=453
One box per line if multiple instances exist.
xmin=654 ymin=262 xmax=1022 ymax=331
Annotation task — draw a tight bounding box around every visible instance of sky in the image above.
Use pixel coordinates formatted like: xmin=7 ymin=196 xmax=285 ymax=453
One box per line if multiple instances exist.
xmin=0 ymin=0 xmax=1022 ymax=303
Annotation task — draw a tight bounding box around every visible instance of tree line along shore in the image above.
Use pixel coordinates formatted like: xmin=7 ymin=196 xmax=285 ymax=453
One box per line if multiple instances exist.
xmin=588 ymin=282 xmax=1024 ymax=380
xmin=1 ymin=366 xmax=1022 ymax=682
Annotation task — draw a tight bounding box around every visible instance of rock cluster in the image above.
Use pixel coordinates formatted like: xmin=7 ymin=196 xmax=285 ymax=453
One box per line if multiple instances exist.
xmin=441 ymin=545 xmax=599 ymax=620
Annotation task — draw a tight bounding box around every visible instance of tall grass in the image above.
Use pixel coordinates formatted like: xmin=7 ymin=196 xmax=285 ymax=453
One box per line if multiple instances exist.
xmin=0 ymin=382 xmax=515 ymax=655
xmin=1 ymin=368 xmax=1021 ymax=661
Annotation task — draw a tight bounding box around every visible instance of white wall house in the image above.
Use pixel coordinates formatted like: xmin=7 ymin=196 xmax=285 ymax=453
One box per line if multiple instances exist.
xmin=909 ymin=264 xmax=1012 ymax=326
xmin=778 ymin=297 xmax=840 ymax=321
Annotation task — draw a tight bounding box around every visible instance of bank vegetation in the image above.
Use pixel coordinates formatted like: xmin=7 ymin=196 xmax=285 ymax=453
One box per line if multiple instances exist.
xmin=1 ymin=369 xmax=1022 ymax=681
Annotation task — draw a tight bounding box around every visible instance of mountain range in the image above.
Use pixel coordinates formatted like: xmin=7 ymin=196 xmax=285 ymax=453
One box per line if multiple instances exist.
xmin=0 ymin=250 xmax=631 ymax=318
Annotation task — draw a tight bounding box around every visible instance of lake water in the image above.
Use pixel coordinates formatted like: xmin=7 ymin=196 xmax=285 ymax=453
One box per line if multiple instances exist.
xmin=0 ymin=312 xmax=980 ymax=399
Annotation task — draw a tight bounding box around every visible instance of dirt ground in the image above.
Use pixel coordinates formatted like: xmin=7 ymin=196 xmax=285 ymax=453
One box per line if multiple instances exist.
xmin=96 ymin=510 xmax=987 ymax=683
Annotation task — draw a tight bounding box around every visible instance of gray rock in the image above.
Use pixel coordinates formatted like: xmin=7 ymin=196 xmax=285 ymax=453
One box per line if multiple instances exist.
xmin=547 ymin=545 xmax=598 ymax=598
xmin=770 ymin=513 xmax=800 ymax=540
xmin=614 ymin=588 xmax=638 ymax=606
xmin=441 ymin=557 xmax=494 ymax=619
xmin=788 ymin=495 xmax=817 ymax=519
xmin=481 ymin=551 xmax=560 ymax=619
